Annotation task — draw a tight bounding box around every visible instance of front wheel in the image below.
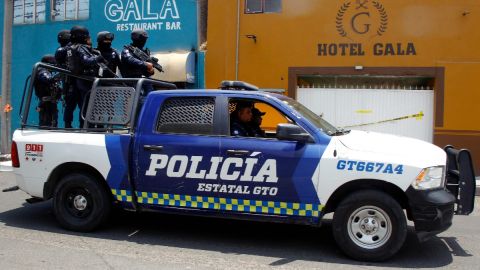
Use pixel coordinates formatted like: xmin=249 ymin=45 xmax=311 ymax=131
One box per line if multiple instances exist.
xmin=53 ymin=173 xmax=111 ymax=232
xmin=332 ymin=190 xmax=407 ymax=261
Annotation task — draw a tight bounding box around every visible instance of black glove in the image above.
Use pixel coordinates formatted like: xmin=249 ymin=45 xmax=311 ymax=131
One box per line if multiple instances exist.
xmin=96 ymin=55 xmax=106 ymax=63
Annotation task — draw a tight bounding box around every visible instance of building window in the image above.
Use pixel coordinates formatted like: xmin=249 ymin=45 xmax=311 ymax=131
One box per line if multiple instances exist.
xmin=245 ymin=0 xmax=282 ymax=14
xmin=13 ymin=0 xmax=46 ymax=25
xmin=51 ymin=0 xmax=89 ymax=21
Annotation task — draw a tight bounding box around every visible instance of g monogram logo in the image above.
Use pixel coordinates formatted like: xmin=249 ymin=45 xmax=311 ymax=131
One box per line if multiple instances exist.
xmin=336 ymin=0 xmax=388 ymax=40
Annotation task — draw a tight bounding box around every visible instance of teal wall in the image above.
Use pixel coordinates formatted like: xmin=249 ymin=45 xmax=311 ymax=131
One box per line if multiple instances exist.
xmin=0 ymin=3 xmax=4 ymax=88
xmin=197 ymin=51 xmax=205 ymax=88
xmin=11 ymin=0 xmax=202 ymax=131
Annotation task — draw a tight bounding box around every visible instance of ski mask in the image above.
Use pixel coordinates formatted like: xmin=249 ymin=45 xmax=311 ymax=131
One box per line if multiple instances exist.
xmin=131 ymin=30 xmax=149 ymax=49
xmin=97 ymin=31 xmax=114 ymax=50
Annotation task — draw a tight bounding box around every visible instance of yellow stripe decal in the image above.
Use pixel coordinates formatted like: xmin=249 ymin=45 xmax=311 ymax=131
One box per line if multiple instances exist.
xmin=111 ymin=189 xmax=323 ymax=218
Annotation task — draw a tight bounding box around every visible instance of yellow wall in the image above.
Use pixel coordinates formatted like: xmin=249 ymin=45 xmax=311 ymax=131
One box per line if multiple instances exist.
xmin=206 ymin=0 xmax=480 ymax=133
xmin=440 ymin=62 xmax=480 ymax=130
xmin=207 ymin=0 xmax=480 ymax=85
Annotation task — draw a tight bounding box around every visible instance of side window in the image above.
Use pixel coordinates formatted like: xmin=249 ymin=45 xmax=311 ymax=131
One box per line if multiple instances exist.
xmin=14 ymin=0 xmax=46 ymax=25
xmin=51 ymin=0 xmax=89 ymax=21
xmin=229 ymin=99 xmax=291 ymax=138
xmin=156 ymin=97 xmax=216 ymax=135
xmin=245 ymin=0 xmax=282 ymax=14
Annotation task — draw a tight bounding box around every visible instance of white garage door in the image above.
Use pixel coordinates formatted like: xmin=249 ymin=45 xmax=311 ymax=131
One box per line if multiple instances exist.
xmin=297 ymin=88 xmax=434 ymax=142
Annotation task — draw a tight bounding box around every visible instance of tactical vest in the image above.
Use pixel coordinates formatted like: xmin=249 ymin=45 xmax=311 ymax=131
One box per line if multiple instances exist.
xmin=66 ymin=44 xmax=82 ymax=75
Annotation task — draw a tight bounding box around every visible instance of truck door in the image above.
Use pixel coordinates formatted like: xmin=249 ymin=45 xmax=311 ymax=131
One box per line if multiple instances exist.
xmin=216 ymin=97 xmax=326 ymax=221
xmin=133 ymin=96 xmax=222 ymax=213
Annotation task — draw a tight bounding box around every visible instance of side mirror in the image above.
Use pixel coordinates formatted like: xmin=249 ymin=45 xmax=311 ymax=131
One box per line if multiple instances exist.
xmin=277 ymin=124 xmax=314 ymax=143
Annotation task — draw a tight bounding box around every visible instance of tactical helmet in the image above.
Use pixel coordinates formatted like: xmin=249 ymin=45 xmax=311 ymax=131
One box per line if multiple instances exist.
xmin=41 ymin=54 xmax=56 ymax=65
xmin=57 ymin=30 xmax=71 ymax=45
xmin=97 ymin=31 xmax=114 ymax=43
xmin=131 ymin=29 xmax=149 ymax=42
xmin=70 ymin=25 xmax=90 ymax=43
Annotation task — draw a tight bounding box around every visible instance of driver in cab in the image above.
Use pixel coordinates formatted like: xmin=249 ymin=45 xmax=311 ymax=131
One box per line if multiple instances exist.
xmin=230 ymin=102 xmax=255 ymax=137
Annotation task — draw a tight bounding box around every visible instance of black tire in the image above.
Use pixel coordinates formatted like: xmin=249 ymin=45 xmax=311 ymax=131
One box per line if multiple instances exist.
xmin=332 ymin=190 xmax=407 ymax=261
xmin=53 ymin=173 xmax=111 ymax=232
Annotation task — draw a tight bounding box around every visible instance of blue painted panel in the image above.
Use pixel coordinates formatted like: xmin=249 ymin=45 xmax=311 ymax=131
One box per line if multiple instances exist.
xmin=218 ymin=136 xmax=322 ymax=204
xmin=105 ymin=133 xmax=135 ymax=209
xmin=10 ymin=0 xmax=199 ymax=132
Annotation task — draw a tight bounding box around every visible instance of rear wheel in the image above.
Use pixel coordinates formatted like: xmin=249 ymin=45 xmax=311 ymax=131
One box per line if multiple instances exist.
xmin=53 ymin=173 xmax=111 ymax=232
xmin=332 ymin=190 xmax=407 ymax=261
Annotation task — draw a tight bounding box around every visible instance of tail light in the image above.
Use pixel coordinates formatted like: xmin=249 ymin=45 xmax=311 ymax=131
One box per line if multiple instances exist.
xmin=11 ymin=141 xmax=20 ymax=168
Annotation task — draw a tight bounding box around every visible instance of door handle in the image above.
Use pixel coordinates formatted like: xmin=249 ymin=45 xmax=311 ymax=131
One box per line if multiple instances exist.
xmin=143 ymin=145 xmax=164 ymax=151
xmin=227 ymin=149 xmax=250 ymax=156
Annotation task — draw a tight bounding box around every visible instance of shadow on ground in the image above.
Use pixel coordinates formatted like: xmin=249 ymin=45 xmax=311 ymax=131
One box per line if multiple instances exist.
xmin=0 ymin=200 xmax=470 ymax=268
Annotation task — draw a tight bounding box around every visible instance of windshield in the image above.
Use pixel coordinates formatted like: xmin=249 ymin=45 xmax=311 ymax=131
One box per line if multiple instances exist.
xmin=278 ymin=96 xmax=344 ymax=136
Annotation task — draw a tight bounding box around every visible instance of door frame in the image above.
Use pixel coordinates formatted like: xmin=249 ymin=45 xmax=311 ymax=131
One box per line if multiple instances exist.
xmin=287 ymin=67 xmax=445 ymax=128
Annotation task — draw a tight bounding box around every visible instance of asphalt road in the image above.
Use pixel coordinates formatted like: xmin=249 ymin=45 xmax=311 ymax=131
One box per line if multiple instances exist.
xmin=0 ymin=174 xmax=479 ymax=269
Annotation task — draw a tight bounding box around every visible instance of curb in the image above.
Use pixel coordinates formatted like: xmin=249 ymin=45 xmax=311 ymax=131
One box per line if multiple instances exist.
xmin=0 ymin=160 xmax=13 ymax=172
xmin=477 ymin=180 xmax=480 ymax=196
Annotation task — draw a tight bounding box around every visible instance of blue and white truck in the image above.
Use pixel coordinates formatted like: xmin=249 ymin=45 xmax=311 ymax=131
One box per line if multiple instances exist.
xmin=7 ymin=64 xmax=476 ymax=261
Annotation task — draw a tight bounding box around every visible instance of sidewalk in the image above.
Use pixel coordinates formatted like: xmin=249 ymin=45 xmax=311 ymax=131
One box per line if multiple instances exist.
xmin=0 ymin=160 xmax=13 ymax=173
xmin=0 ymin=160 xmax=14 ymax=183
xmin=477 ymin=177 xmax=480 ymax=196
xmin=0 ymin=160 xmax=12 ymax=171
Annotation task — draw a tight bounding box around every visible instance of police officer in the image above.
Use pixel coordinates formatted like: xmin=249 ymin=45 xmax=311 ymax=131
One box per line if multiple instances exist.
xmin=35 ymin=55 xmax=61 ymax=127
xmin=54 ymin=30 xmax=70 ymax=69
xmin=120 ymin=30 xmax=154 ymax=93
xmin=54 ymin=30 xmax=76 ymax=128
xmin=250 ymin=107 xmax=266 ymax=137
xmin=230 ymin=102 xmax=255 ymax=137
xmin=66 ymin=25 xmax=105 ymax=128
xmin=95 ymin=31 xmax=120 ymax=77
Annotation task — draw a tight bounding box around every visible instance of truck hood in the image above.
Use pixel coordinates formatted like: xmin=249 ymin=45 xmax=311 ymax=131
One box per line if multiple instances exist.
xmin=337 ymin=130 xmax=446 ymax=164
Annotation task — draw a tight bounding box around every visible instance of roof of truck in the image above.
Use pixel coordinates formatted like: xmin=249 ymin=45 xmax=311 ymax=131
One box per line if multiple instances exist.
xmin=148 ymin=89 xmax=288 ymax=99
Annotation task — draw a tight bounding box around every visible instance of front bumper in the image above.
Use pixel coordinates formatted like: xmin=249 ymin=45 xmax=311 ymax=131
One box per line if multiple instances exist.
xmin=406 ymin=187 xmax=456 ymax=242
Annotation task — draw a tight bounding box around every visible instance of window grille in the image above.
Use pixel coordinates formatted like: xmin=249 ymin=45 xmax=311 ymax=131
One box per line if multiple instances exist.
xmin=157 ymin=97 xmax=216 ymax=135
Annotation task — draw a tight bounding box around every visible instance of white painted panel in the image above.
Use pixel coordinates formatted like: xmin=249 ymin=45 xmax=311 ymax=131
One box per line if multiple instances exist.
xmin=298 ymin=88 xmax=434 ymax=142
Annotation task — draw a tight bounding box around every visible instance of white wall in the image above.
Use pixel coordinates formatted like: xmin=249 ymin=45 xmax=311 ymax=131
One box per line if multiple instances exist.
xmin=298 ymin=88 xmax=434 ymax=142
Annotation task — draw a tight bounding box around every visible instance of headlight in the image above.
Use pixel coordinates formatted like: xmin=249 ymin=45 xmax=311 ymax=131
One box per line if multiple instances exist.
xmin=412 ymin=166 xmax=445 ymax=190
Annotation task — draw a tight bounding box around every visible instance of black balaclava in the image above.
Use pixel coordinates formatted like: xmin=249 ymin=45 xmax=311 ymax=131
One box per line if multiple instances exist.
xmin=70 ymin=25 xmax=90 ymax=45
xmin=41 ymin=54 xmax=56 ymax=65
xmin=131 ymin=29 xmax=149 ymax=49
xmin=57 ymin=30 xmax=71 ymax=47
xmin=97 ymin=31 xmax=114 ymax=51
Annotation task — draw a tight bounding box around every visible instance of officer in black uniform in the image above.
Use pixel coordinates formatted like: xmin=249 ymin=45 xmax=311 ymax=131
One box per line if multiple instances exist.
xmin=250 ymin=107 xmax=266 ymax=137
xmin=230 ymin=102 xmax=255 ymax=137
xmin=35 ymin=55 xmax=61 ymax=127
xmin=54 ymin=30 xmax=70 ymax=69
xmin=54 ymin=30 xmax=76 ymax=128
xmin=66 ymin=25 xmax=105 ymax=128
xmin=120 ymin=30 xmax=154 ymax=93
xmin=95 ymin=31 xmax=120 ymax=77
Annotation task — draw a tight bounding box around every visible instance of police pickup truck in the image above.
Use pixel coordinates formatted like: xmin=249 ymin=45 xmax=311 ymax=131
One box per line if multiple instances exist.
xmin=8 ymin=63 xmax=476 ymax=261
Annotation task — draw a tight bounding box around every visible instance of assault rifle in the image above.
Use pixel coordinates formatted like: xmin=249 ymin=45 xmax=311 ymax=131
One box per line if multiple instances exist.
xmin=83 ymin=47 xmax=118 ymax=78
xmin=125 ymin=45 xmax=164 ymax=73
